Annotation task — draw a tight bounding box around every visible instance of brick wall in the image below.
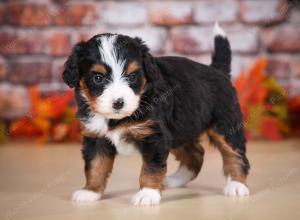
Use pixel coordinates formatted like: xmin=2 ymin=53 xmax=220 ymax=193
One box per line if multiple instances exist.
xmin=0 ymin=0 xmax=300 ymax=117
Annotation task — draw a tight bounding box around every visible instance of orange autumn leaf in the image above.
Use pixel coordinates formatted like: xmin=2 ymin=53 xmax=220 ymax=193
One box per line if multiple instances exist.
xmin=233 ymin=57 xmax=291 ymax=140
xmin=260 ymin=116 xmax=282 ymax=140
xmin=10 ymin=86 xmax=78 ymax=143
xmin=234 ymin=58 xmax=268 ymax=118
xmin=46 ymin=91 xmax=74 ymax=118
xmin=288 ymin=96 xmax=300 ymax=112
xmin=287 ymin=95 xmax=300 ymax=135
xmin=10 ymin=119 xmax=41 ymax=137
xmin=234 ymin=58 xmax=267 ymax=106
xmin=28 ymin=86 xmax=74 ymax=119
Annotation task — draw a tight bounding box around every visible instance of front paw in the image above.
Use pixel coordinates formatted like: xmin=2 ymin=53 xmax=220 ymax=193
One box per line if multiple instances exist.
xmin=224 ymin=180 xmax=250 ymax=197
xmin=72 ymin=189 xmax=102 ymax=202
xmin=131 ymin=188 xmax=161 ymax=206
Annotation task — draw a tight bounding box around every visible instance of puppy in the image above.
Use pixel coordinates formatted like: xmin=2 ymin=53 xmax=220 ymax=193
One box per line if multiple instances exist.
xmin=63 ymin=23 xmax=250 ymax=206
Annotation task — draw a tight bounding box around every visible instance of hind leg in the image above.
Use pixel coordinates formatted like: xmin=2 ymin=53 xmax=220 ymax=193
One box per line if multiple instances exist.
xmin=164 ymin=142 xmax=205 ymax=188
xmin=208 ymin=128 xmax=250 ymax=197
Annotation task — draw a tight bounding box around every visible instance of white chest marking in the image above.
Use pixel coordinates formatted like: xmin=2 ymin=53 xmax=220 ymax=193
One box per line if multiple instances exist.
xmin=82 ymin=114 xmax=138 ymax=156
xmin=106 ymin=128 xmax=138 ymax=156
xmin=83 ymin=114 xmax=108 ymax=135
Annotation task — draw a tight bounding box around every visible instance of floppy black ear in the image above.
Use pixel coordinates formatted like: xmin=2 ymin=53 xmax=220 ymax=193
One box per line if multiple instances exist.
xmin=134 ymin=37 xmax=161 ymax=82
xmin=62 ymin=42 xmax=86 ymax=88
xmin=134 ymin=37 xmax=150 ymax=55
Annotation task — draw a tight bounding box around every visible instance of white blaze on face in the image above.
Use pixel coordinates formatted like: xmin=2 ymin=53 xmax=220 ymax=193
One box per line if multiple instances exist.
xmin=96 ymin=35 xmax=140 ymax=119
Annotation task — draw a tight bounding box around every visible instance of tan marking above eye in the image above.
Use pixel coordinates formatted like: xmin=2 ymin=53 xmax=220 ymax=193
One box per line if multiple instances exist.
xmin=127 ymin=61 xmax=140 ymax=75
xmin=91 ymin=64 xmax=107 ymax=75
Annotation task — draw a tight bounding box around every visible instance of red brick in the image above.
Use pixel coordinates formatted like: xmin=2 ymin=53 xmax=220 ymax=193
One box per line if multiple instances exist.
xmin=240 ymin=0 xmax=288 ymax=25
xmin=194 ymin=0 xmax=238 ymax=23
xmin=111 ymin=28 xmax=168 ymax=54
xmin=102 ymin=2 xmax=147 ymax=26
xmin=73 ymin=27 xmax=107 ymax=43
xmin=171 ymin=27 xmax=212 ymax=54
xmin=46 ymin=32 xmax=71 ymax=56
xmin=0 ymin=83 xmax=30 ymax=118
xmin=74 ymin=32 xmax=95 ymax=43
xmin=37 ymin=82 xmax=68 ymax=95
xmin=291 ymin=58 xmax=300 ymax=77
xmin=0 ymin=29 xmax=46 ymax=55
xmin=7 ymin=2 xmax=50 ymax=26
xmin=52 ymin=2 xmax=98 ymax=26
xmin=149 ymin=2 xmax=193 ymax=26
xmin=290 ymin=8 xmax=300 ymax=24
xmin=262 ymin=25 xmax=300 ymax=52
xmin=228 ymin=27 xmax=259 ymax=54
xmin=188 ymin=55 xmax=212 ymax=65
xmin=8 ymin=58 xmax=52 ymax=85
xmin=289 ymin=79 xmax=300 ymax=97
xmin=52 ymin=58 xmax=67 ymax=83
xmin=0 ymin=3 xmax=5 ymax=24
xmin=171 ymin=26 xmax=258 ymax=55
xmin=190 ymin=55 xmax=256 ymax=78
xmin=0 ymin=57 xmax=6 ymax=80
xmin=266 ymin=57 xmax=291 ymax=79
xmin=231 ymin=56 xmax=256 ymax=78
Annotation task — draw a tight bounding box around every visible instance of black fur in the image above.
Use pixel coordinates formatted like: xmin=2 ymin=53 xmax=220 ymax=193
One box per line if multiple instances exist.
xmin=211 ymin=36 xmax=232 ymax=76
xmin=82 ymin=136 xmax=116 ymax=172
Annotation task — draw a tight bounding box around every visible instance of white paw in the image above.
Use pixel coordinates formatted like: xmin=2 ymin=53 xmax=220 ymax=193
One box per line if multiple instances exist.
xmin=164 ymin=165 xmax=195 ymax=188
xmin=131 ymin=188 xmax=161 ymax=206
xmin=72 ymin=189 xmax=101 ymax=202
xmin=224 ymin=179 xmax=250 ymax=197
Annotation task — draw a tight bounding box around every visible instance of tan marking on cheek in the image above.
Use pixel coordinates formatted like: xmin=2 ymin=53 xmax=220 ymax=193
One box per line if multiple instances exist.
xmin=127 ymin=60 xmax=140 ymax=75
xmin=207 ymin=129 xmax=246 ymax=183
xmin=91 ymin=64 xmax=107 ymax=75
xmin=140 ymin=161 xmax=166 ymax=191
xmin=80 ymin=79 xmax=97 ymax=111
xmin=85 ymin=155 xmax=115 ymax=193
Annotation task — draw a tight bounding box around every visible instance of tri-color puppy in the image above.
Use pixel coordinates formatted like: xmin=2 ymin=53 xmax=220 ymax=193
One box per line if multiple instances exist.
xmin=63 ymin=23 xmax=250 ymax=206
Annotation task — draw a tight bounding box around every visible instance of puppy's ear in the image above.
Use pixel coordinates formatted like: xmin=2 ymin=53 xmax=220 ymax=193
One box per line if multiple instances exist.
xmin=62 ymin=42 xmax=86 ymax=88
xmin=134 ymin=37 xmax=161 ymax=82
xmin=134 ymin=37 xmax=150 ymax=55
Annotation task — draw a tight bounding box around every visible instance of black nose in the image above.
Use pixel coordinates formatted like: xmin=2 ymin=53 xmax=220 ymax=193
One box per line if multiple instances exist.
xmin=113 ymin=98 xmax=124 ymax=110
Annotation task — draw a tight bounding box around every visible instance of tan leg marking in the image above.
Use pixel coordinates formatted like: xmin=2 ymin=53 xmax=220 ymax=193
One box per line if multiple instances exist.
xmin=139 ymin=161 xmax=167 ymax=191
xmin=85 ymin=154 xmax=115 ymax=193
xmin=207 ymin=129 xmax=246 ymax=183
xmin=171 ymin=143 xmax=205 ymax=176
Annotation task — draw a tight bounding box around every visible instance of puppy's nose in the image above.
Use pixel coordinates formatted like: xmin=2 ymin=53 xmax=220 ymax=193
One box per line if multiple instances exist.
xmin=113 ymin=98 xmax=124 ymax=110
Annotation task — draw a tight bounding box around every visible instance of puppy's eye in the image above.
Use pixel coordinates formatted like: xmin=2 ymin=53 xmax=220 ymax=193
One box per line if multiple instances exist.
xmin=127 ymin=73 xmax=137 ymax=83
xmin=93 ymin=74 xmax=104 ymax=84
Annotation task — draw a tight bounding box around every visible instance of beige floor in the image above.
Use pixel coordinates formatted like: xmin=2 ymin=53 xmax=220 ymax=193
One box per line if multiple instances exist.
xmin=0 ymin=140 xmax=300 ymax=220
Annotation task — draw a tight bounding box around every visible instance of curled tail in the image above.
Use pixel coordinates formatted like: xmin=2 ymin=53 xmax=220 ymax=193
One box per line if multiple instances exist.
xmin=211 ymin=22 xmax=231 ymax=77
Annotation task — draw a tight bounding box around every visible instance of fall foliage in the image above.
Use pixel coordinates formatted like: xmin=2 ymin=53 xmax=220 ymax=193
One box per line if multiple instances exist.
xmin=9 ymin=87 xmax=81 ymax=143
xmin=233 ymin=58 xmax=290 ymax=140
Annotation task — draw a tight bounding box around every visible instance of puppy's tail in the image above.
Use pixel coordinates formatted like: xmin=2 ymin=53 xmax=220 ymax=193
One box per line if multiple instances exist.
xmin=211 ymin=22 xmax=231 ymax=76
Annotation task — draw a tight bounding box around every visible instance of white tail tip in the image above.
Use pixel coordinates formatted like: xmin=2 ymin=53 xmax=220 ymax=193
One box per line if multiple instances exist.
xmin=213 ymin=22 xmax=226 ymax=37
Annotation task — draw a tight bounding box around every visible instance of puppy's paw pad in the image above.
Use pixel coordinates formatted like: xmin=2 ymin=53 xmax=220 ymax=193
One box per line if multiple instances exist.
xmin=224 ymin=181 xmax=250 ymax=197
xmin=131 ymin=188 xmax=161 ymax=206
xmin=72 ymin=189 xmax=101 ymax=202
